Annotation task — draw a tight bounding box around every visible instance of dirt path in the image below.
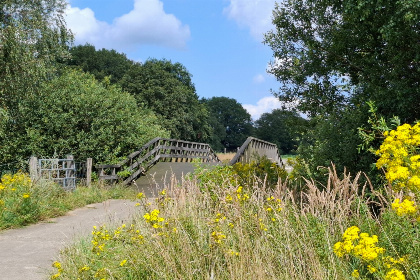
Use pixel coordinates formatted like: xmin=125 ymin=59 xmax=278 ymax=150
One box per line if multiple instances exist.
xmin=0 ymin=199 xmax=139 ymax=280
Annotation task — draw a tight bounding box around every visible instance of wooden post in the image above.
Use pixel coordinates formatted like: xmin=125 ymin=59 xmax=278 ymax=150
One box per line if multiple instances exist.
xmin=86 ymin=158 xmax=92 ymax=186
xmin=29 ymin=156 xmax=38 ymax=182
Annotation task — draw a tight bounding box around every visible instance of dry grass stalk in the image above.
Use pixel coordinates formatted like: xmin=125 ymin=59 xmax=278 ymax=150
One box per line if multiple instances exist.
xmin=300 ymin=165 xmax=368 ymax=222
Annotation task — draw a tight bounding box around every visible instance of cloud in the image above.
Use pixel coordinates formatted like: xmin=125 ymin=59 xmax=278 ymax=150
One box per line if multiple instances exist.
xmin=243 ymin=96 xmax=282 ymax=120
xmin=223 ymin=0 xmax=276 ymax=41
xmin=253 ymin=73 xmax=265 ymax=84
xmin=65 ymin=0 xmax=190 ymax=51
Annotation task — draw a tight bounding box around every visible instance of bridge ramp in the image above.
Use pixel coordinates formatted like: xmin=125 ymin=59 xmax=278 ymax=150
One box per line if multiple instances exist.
xmin=133 ymin=162 xmax=219 ymax=197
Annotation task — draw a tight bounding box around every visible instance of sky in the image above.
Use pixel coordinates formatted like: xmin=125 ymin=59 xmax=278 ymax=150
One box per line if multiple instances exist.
xmin=65 ymin=0 xmax=282 ymax=120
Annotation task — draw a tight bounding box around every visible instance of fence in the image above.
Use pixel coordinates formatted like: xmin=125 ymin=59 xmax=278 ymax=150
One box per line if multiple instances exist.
xmin=29 ymin=156 xmax=92 ymax=190
xmin=229 ymin=137 xmax=284 ymax=168
xmin=96 ymin=137 xmax=220 ymax=185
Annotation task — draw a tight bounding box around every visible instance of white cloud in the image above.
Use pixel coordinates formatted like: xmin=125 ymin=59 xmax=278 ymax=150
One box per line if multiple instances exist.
xmin=243 ymin=96 xmax=282 ymax=120
xmin=65 ymin=0 xmax=190 ymax=51
xmin=253 ymin=73 xmax=265 ymax=84
xmin=223 ymin=0 xmax=276 ymax=41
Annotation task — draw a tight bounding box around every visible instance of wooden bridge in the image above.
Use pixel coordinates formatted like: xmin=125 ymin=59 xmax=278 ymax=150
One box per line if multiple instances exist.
xmin=96 ymin=137 xmax=283 ymax=194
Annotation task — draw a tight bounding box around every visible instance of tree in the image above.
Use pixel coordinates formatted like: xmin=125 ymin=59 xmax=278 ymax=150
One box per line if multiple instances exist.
xmin=0 ymin=0 xmax=71 ymax=116
xmin=255 ymin=109 xmax=307 ymax=154
xmin=5 ymin=69 xmax=169 ymax=164
xmin=265 ymin=0 xmax=420 ymax=121
xmin=0 ymin=0 xmax=72 ymax=164
xmin=120 ymin=59 xmax=211 ymax=142
xmin=66 ymin=44 xmax=134 ymax=84
xmin=203 ymin=97 xmax=253 ymax=152
xmin=264 ymin=0 xmax=420 ymax=179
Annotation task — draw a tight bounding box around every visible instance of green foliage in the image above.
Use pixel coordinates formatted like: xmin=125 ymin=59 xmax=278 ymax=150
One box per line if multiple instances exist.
xmin=1 ymin=69 xmax=169 ymax=164
xmin=202 ymin=97 xmax=253 ymax=152
xmin=0 ymin=0 xmax=72 ymax=148
xmin=265 ymin=0 xmax=420 ymax=120
xmin=265 ymin=0 xmax=420 ymax=181
xmin=0 ymin=172 xmax=137 ymax=230
xmin=120 ymin=59 xmax=211 ymax=142
xmin=66 ymin=44 xmax=134 ymax=84
xmin=254 ymin=109 xmax=308 ymax=154
xmin=51 ymin=165 xmax=419 ymax=279
xmin=232 ymin=156 xmax=288 ymax=190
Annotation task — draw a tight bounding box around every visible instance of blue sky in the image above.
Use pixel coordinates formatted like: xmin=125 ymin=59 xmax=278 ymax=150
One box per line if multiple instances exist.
xmin=65 ymin=0 xmax=281 ymax=120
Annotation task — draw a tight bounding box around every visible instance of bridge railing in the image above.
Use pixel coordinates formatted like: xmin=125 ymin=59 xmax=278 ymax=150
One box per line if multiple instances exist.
xmin=229 ymin=137 xmax=284 ymax=168
xmin=96 ymin=137 xmax=220 ymax=185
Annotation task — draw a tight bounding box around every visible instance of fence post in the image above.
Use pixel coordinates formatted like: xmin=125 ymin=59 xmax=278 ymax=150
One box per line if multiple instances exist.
xmin=29 ymin=156 xmax=38 ymax=182
xmin=86 ymin=158 xmax=92 ymax=186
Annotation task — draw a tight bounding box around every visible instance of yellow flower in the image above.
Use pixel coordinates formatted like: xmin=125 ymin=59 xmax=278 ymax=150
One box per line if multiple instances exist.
xmin=385 ymin=269 xmax=405 ymax=280
xmin=120 ymin=259 xmax=127 ymax=266
xmin=351 ymin=269 xmax=360 ymax=278
xmin=79 ymin=266 xmax=90 ymax=272
xmin=136 ymin=192 xmax=145 ymax=199
xmin=51 ymin=273 xmax=61 ymax=279
xmin=22 ymin=193 xmax=30 ymax=199
xmin=367 ymin=265 xmax=377 ymax=273
xmin=392 ymin=198 xmax=417 ymax=216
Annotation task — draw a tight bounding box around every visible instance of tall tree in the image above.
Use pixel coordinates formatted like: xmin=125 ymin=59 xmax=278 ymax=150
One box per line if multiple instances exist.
xmin=120 ymin=59 xmax=211 ymax=142
xmin=265 ymin=0 xmax=420 ymax=179
xmin=66 ymin=44 xmax=134 ymax=84
xmin=255 ymin=109 xmax=307 ymax=154
xmin=0 ymin=0 xmax=72 ymax=163
xmin=265 ymin=0 xmax=420 ymax=120
xmin=203 ymin=97 xmax=253 ymax=152
xmin=9 ymin=69 xmax=169 ymax=163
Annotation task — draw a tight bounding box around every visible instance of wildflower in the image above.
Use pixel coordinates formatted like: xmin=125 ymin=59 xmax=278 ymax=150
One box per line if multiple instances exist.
xmin=367 ymin=265 xmax=377 ymax=273
xmin=259 ymin=219 xmax=268 ymax=231
xmin=392 ymin=198 xmax=417 ymax=217
xmin=160 ymin=189 xmax=166 ymax=196
xmin=228 ymin=249 xmax=240 ymax=256
xmin=225 ymin=194 xmax=233 ymax=201
xmin=120 ymin=259 xmax=127 ymax=266
xmin=79 ymin=266 xmax=90 ymax=272
xmin=211 ymin=231 xmax=226 ymax=244
xmin=136 ymin=192 xmax=145 ymax=199
xmin=51 ymin=273 xmax=61 ymax=279
xmin=22 ymin=193 xmax=30 ymax=199
xmin=52 ymin=261 xmax=62 ymax=270
xmin=351 ymin=269 xmax=360 ymax=278
xmin=144 ymin=209 xmax=164 ymax=228
xmin=385 ymin=269 xmax=405 ymax=280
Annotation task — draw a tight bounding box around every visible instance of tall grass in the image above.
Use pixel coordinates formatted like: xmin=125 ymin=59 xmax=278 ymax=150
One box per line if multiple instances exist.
xmin=49 ymin=166 xmax=419 ymax=279
xmin=0 ymin=172 xmax=137 ymax=230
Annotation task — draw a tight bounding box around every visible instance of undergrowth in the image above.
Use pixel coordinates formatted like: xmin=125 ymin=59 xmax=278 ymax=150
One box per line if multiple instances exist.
xmin=48 ymin=164 xmax=419 ymax=279
xmin=0 ymin=173 xmax=137 ymax=230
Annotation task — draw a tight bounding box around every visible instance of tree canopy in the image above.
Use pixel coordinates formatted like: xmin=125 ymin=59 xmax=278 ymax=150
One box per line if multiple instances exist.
xmin=203 ymin=97 xmax=253 ymax=152
xmin=5 ymin=69 xmax=169 ymax=163
xmin=66 ymin=44 xmax=134 ymax=84
xmin=255 ymin=109 xmax=307 ymax=154
xmin=0 ymin=0 xmax=72 ymax=119
xmin=120 ymin=59 xmax=211 ymax=142
xmin=265 ymin=0 xmax=420 ymax=179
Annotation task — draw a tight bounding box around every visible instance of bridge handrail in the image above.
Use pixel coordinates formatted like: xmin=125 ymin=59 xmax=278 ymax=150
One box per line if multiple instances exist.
xmin=229 ymin=137 xmax=284 ymax=168
xmin=96 ymin=137 xmax=220 ymax=185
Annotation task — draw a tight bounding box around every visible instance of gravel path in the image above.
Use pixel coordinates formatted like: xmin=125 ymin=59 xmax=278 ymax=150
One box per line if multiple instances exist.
xmin=0 ymin=199 xmax=139 ymax=280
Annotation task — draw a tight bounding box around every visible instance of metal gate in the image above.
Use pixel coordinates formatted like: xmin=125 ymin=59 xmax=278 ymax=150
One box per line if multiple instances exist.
xmin=38 ymin=158 xmax=76 ymax=190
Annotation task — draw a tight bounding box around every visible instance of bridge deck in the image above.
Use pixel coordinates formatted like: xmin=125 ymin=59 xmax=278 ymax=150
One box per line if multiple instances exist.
xmin=133 ymin=162 xmax=220 ymax=197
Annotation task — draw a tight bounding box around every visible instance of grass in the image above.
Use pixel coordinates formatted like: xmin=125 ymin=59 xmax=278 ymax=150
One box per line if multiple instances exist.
xmin=49 ymin=165 xmax=419 ymax=280
xmin=0 ymin=172 xmax=137 ymax=230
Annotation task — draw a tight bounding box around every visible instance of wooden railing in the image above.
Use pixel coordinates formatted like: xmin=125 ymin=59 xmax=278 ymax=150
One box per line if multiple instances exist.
xmin=96 ymin=138 xmax=220 ymax=185
xmin=229 ymin=137 xmax=284 ymax=168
